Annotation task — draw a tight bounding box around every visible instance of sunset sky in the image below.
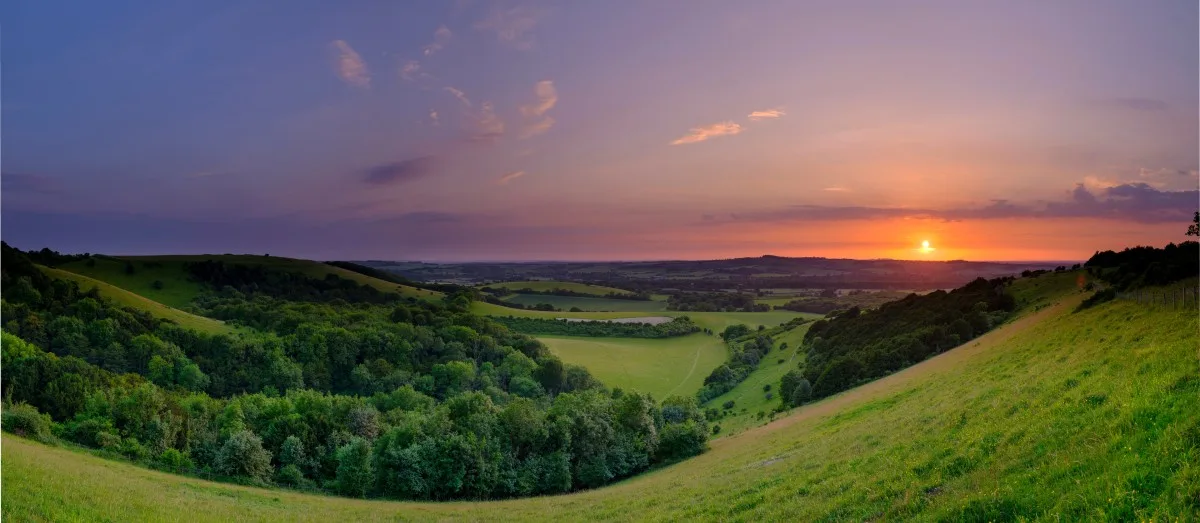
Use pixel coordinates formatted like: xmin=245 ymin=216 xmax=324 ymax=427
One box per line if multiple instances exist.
xmin=3 ymin=0 xmax=1197 ymax=261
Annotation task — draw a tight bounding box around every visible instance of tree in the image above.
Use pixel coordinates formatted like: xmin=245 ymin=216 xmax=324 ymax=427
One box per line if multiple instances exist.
xmin=216 ymin=430 xmax=273 ymax=482
xmin=1188 ymin=211 xmax=1199 ymax=236
xmin=334 ymin=437 xmax=374 ymax=497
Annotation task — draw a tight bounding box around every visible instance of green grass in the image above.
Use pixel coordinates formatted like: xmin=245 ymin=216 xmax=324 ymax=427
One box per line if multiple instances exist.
xmin=539 ymin=333 xmax=727 ymax=399
xmin=483 ymin=280 xmax=635 ymax=296
xmin=704 ymin=324 xmax=813 ymax=435
xmin=6 ymin=279 xmax=1197 ymax=521
xmin=500 ymin=294 xmax=669 ymax=312
xmin=38 ymin=266 xmax=240 ymax=336
xmin=58 ymin=255 xmax=440 ymax=309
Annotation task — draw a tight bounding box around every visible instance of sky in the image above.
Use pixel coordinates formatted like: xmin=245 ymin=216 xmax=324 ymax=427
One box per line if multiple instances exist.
xmin=3 ymin=0 xmax=1197 ymax=262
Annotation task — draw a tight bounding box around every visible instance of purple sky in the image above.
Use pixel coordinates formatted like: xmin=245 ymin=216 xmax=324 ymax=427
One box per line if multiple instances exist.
xmin=3 ymin=0 xmax=1197 ymax=261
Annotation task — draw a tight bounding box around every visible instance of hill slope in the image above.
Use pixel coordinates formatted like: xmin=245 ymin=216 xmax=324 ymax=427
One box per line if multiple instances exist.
xmin=37 ymin=266 xmax=239 ymax=336
xmin=7 ymin=278 xmax=1197 ymax=520
xmin=58 ymin=255 xmax=440 ymax=308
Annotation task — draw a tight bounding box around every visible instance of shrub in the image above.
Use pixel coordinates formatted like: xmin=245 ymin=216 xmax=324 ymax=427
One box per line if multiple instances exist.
xmin=157 ymin=448 xmax=193 ymax=473
xmin=711 ymin=424 xmax=721 ymax=435
xmin=96 ymin=431 xmax=122 ymax=451
xmin=215 ymin=430 xmax=273 ymax=482
xmin=765 ymin=393 xmax=774 ymax=400
xmin=722 ymin=400 xmax=736 ymax=410
xmin=1075 ymin=288 xmax=1117 ymax=312
xmin=277 ymin=464 xmax=309 ymax=488
xmin=2 ymin=402 xmax=54 ymax=442
xmin=121 ymin=437 xmax=149 ymax=461
xmin=151 ymin=280 xmax=165 ymax=290
xmin=762 ymin=384 xmax=771 ymax=392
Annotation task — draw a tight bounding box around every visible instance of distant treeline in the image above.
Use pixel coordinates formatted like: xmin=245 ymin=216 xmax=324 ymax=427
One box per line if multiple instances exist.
xmin=480 ymin=286 xmax=652 ymax=301
xmin=492 ymin=316 xmax=700 ymax=338
xmin=326 ymin=261 xmax=463 ymax=294
xmin=792 ymin=277 xmax=1016 ymax=403
xmin=1085 ymin=241 xmax=1198 ymax=291
xmin=667 ymin=292 xmax=770 ymax=312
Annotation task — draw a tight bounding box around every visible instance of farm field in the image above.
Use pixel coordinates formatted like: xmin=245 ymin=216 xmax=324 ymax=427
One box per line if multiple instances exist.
xmin=7 ymin=280 xmax=1197 ymax=521
xmin=58 ymin=255 xmax=439 ymax=308
xmin=37 ymin=266 xmax=241 ymax=336
xmin=540 ymin=333 xmax=727 ymax=399
xmin=500 ymin=293 xmax=668 ymax=312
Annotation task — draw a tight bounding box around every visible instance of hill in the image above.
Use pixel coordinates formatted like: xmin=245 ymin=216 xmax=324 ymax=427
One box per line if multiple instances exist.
xmin=7 ymin=273 xmax=1197 ymax=520
xmin=57 ymin=254 xmax=439 ymax=309
xmin=36 ymin=266 xmax=238 ymax=336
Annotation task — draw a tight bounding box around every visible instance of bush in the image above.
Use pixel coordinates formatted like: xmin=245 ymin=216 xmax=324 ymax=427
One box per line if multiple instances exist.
xmin=157 ymin=448 xmax=193 ymax=473
xmin=152 ymin=280 xmax=165 ymax=290
xmin=216 ymin=430 xmax=273 ymax=482
xmin=1075 ymin=288 xmax=1117 ymax=312
xmin=722 ymin=400 xmax=735 ymax=410
xmin=277 ymin=464 xmax=309 ymax=488
xmin=765 ymin=393 xmax=773 ymax=400
xmin=711 ymin=424 xmax=721 ymax=435
xmin=762 ymin=384 xmax=771 ymax=392
xmin=2 ymin=402 xmax=54 ymax=442
xmin=96 ymin=431 xmax=122 ymax=451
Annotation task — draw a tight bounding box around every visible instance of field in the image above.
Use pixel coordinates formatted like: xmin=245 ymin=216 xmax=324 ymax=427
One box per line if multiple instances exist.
xmin=483 ymin=280 xmax=635 ymax=296
xmin=57 ymin=255 xmax=439 ymax=309
xmin=471 ymin=302 xmax=812 ymax=332
xmin=500 ymin=294 xmax=668 ymax=312
xmin=8 ymin=275 xmax=1197 ymax=520
xmin=540 ymin=333 xmax=727 ymax=399
xmin=38 ymin=266 xmax=240 ymax=336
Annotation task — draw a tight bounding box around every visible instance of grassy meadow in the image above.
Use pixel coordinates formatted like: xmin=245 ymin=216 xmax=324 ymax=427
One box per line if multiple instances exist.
xmin=540 ymin=333 xmax=727 ymax=399
xmin=704 ymin=323 xmax=813 ymax=435
xmin=7 ymin=274 xmax=1197 ymax=521
xmin=471 ymin=302 xmax=811 ymax=332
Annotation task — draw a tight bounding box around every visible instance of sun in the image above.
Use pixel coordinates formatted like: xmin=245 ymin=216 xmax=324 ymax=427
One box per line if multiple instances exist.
xmin=919 ymin=240 xmax=936 ymax=254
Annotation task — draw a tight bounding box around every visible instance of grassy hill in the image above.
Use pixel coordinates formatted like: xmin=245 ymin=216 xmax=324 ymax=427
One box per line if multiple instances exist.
xmin=8 ymin=274 xmax=1196 ymax=520
xmin=484 ymin=280 xmax=635 ymax=296
xmin=37 ymin=266 xmax=240 ymax=336
xmin=58 ymin=255 xmax=440 ymax=309
xmin=704 ymin=323 xmax=813 ymax=435
xmin=540 ymin=333 xmax=727 ymax=399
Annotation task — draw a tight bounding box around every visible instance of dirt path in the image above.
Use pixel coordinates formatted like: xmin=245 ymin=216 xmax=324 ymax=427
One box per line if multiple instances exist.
xmin=663 ymin=342 xmax=706 ymax=398
xmin=712 ymin=295 xmax=1080 ymax=451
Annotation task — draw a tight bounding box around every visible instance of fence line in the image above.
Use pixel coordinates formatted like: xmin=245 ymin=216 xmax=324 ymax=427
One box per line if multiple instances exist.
xmin=1114 ymin=286 xmax=1199 ymax=309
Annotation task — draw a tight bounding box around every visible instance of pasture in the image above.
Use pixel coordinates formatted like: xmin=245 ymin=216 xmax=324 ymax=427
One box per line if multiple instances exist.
xmin=7 ymin=279 xmax=1197 ymax=520
xmin=500 ymin=293 xmax=668 ymax=312
xmin=540 ymin=333 xmax=727 ymax=399
xmin=483 ymin=280 xmax=635 ymax=296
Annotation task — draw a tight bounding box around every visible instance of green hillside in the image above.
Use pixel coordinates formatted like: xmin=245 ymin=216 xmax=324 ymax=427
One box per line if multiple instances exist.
xmin=8 ymin=277 xmax=1197 ymax=520
xmin=58 ymin=255 xmax=439 ymax=308
xmin=37 ymin=266 xmax=239 ymax=336
xmin=704 ymin=323 xmax=813 ymax=435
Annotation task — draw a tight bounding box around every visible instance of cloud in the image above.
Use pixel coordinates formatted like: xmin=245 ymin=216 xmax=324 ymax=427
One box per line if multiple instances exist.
xmin=401 ymin=60 xmax=423 ymax=82
xmin=497 ymin=170 xmax=526 ymax=184
xmin=670 ymin=121 xmax=744 ymax=145
xmin=429 ymin=110 xmax=440 ymax=126
xmin=362 ymin=156 xmax=437 ymax=185
xmin=330 ymin=40 xmax=370 ymax=87
xmin=422 ymin=25 xmax=453 ymax=56
xmin=747 ymin=108 xmax=785 ymax=121
xmin=518 ymin=80 xmax=558 ymax=139
xmin=700 ymin=183 xmax=1197 ymax=225
xmin=445 ymin=86 xmax=471 ymax=107
xmin=520 ymin=81 xmax=557 ymax=117
xmin=475 ymin=6 xmax=541 ymax=50
xmin=1095 ymin=97 xmax=1169 ymax=112
xmin=823 ymin=187 xmax=850 ymax=192
xmin=468 ymin=102 xmax=505 ymax=142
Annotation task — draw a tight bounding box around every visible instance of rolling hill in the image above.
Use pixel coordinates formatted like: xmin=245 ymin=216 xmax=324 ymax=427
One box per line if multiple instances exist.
xmin=7 ymin=273 xmax=1196 ymax=520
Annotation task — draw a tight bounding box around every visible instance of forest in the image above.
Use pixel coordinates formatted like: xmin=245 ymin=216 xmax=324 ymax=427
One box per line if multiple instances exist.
xmin=794 ymin=277 xmax=1017 ymax=401
xmin=666 ymin=292 xmax=770 ymax=312
xmin=491 ymin=317 xmax=700 ymax=338
xmin=0 ymin=243 xmax=708 ymax=500
xmin=1084 ymin=241 xmax=1198 ymax=291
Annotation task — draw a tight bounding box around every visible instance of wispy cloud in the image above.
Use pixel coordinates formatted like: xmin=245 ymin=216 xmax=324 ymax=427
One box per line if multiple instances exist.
xmin=823 ymin=187 xmax=850 ymax=192
xmin=670 ymin=121 xmax=743 ymax=145
xmin=429 ymin=110 xmax=440 ymax=126
xmin=497 ymin=170 xmax=526 ymax=184
xmin=362 ymin=156 xmax=437 ymax=185
xmin=400 ymin=60 xmax=423 ymax=82
xmin=700 ymin=182 xmax=1197 ymax=225
xmin=422 ymin=25 xmax=453 ymax=56
xmin=475 ymin=6 xmax=541 ymax=50
xmin=519 ymin=80 xmax=558 ymax=139
xmin=469 ymin=102 xmax=505 ymax=142
xmin=445 ymin=86 xmax=471 ymax=107
xmin=748 ymin=108 xmax=785 ymax=121
xmin=330 ymin=40 xmax=370 ymax=88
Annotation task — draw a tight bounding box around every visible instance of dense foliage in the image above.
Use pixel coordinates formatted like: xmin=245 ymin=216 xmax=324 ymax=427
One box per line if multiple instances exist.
xmin=798 ymin=277 xmax=1016 ymax=401
xmin=0 ymin=244 xmax=708 ymax=499
xmin=667 ymin=292 xmax=769 ymax=312
xmin=1084 ymin=241 xmax=1198 ymax=291
xmin=491 ymin=316 xmax=700 ymax=338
